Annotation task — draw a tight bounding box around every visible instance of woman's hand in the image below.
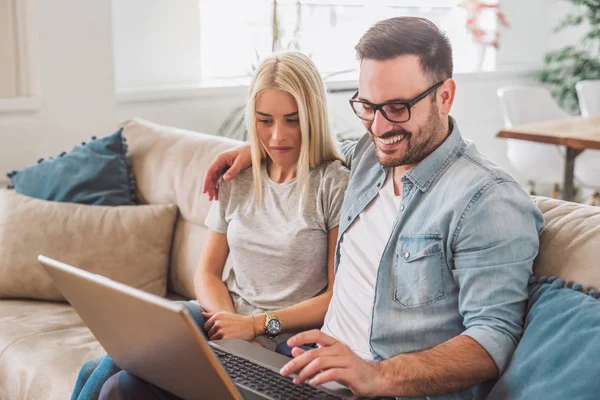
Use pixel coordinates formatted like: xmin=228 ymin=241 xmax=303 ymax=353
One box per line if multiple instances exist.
xmin=202 ymin=311 xmax=256 ymax=341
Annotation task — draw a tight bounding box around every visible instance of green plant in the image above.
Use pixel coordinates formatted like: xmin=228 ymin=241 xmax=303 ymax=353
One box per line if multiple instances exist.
xmin=540 ymin=0 xmax=600 ymax=113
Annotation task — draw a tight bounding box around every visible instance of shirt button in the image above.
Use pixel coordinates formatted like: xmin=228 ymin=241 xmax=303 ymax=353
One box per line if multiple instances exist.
xmin=404 ymin=252 xmax=410 ymax=259
xmin=400 ymin=205 xmax=405 ymax=212
xmin=346 ymin=216 xmax=351 ymax=221
xmin=376 ymin=182 xmax=382 ymax=188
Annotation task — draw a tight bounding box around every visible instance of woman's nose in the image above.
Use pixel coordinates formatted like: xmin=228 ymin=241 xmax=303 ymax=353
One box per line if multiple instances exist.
xmin=271 ymin=123 xmax=285 ymax=142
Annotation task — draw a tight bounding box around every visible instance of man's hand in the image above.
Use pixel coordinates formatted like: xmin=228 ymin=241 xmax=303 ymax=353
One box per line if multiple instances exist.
xmin=202 ymin=311 xmax=255 ymax=341
xmin=279 ymin=330 xmax=383 ymax=397
xmin=202 ymin=144 xmax=252 ymax=201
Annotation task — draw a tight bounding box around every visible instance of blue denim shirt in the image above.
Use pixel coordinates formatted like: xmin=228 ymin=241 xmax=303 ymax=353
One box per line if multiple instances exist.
xmin=337 ymin=117 xmax=544 ymax=400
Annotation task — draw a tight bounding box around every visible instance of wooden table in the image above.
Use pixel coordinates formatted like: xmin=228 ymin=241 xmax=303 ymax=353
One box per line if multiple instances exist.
xmin=497 ymin=115 xmax=600 ymax=201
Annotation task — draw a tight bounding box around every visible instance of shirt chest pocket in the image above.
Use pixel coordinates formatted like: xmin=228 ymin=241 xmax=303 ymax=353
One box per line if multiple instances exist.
xmin=394 ymin=234 xmax=446 ymax=308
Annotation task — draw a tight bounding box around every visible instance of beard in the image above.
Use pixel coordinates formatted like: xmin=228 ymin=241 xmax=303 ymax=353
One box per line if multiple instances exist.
xmin=369 ymin=102 xmax=447 ymax=168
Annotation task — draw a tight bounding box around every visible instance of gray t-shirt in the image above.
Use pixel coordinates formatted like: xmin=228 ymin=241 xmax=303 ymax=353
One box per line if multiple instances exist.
xmin=204 ymin=160 xmax=349 ymax=348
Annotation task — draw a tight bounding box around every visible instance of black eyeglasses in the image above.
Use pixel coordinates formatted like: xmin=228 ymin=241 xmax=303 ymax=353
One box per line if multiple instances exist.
xmin=349 ymin=81 xmax=444 ymax=123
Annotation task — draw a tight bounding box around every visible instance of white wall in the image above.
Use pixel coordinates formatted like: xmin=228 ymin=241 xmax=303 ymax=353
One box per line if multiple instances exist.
xmin=495 ymin=0 xmax=589 ymax=66
xmin=496 ymin=0 xmax=549 ymax=69
xmin=0 ymin=0 xmax=116 ymax=184
xmin=112 ymin=0 xmax=202 ymax=90
xmin=0 ymin=0 xmax=585 ymax=188
xmin=544 ymin=0 xmax=590 ymax=51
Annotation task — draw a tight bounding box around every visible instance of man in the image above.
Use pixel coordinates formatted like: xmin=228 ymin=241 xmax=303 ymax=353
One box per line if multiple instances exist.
xmin=204 ymin=16 xmax=544 ymax=400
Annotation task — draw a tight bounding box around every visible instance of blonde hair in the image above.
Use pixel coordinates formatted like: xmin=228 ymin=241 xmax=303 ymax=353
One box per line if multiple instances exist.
xmin=245 ymin=51 xmax=344 ymax=206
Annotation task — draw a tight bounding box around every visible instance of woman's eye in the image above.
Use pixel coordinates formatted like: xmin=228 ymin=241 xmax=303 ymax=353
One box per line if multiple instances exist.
xmin=286 ymin=119 xmax=299 ymax=124
xmin=258 ymin=119 xmax=273 ymax=124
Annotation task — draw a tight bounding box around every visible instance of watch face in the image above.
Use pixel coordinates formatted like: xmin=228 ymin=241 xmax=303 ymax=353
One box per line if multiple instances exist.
xmin=266 ymin=319 xmax=281 ymax=336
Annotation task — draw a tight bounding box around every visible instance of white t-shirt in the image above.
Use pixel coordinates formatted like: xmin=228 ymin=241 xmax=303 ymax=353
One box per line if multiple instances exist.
xmin=321 ymin=172 xmax=401 ymax=360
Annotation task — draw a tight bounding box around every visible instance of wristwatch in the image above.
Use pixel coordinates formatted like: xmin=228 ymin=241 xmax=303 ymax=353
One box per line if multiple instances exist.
xmin=264 ymin=311 xmax=282 ymax=338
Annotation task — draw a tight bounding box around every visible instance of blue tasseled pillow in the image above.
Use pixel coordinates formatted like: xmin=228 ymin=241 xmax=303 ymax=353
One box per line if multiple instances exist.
xmin=487 ymin=276 xmax=600 ymax=400
xmin=6 ymin=128 xmax=137 ymax=206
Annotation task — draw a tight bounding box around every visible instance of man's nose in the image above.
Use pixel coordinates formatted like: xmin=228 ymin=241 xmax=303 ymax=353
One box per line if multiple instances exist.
xmin=370 ymin=110 xmax=394 ymax=136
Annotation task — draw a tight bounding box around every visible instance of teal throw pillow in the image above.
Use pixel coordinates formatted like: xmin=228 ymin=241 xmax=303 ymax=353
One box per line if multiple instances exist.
xmin=486 ymin=276 xmax=600 ymax=400
xmin=6 ymin=128 xmax=136 ymax=206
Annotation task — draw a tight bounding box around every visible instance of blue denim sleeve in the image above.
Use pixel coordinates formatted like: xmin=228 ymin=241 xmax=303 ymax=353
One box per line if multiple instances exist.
xmin=451 ymin=181 xmax=544 ymax=374
xmin=340 ymin=140 xmax=358 ymax=168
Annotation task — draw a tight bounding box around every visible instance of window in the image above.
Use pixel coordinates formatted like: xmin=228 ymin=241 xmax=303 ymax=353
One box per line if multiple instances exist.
xmin=0 ymin=0 xmax=40 ymax=112
xmin=0 ymin=0 xmax=25 ymax=98
xmin=112 ymin=0 xmax=501 ymax=93
xmin=198 ymin=0 xmax=476 ymax=85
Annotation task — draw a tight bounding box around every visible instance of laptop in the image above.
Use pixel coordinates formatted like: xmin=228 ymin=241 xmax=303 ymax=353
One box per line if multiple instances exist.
xmin=38 ymin=255 xmax=361 ymax=400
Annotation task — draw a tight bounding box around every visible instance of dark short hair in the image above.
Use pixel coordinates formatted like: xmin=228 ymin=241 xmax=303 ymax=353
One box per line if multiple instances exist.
xmin=355 ymin=17 xmax=453 ymax=83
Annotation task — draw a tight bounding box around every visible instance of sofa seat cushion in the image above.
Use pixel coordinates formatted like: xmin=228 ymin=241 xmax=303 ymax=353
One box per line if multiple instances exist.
xmin=0 ymin=300 xmax=104 ymax=400
xmin=0 ymin=294 xmax=190 ymax=400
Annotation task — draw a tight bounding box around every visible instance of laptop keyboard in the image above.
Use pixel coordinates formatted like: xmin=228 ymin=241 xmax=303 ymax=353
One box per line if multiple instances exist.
xmin=212 ymin=347 xmax=343 ymax=400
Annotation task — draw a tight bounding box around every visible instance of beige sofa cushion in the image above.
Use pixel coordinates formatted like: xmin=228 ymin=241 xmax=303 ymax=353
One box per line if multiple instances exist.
xmin=0 ymin=300 xmax=104 ymax=400
xmin=533 ymin=196 xmax=600 ymax=291
xmin=0 ymin=293 xmax=188 ymax=400
xmin=122 ymin=119 xmax=241 ymax=299
xmin=0 ymin=190 xmax=178 ymax=301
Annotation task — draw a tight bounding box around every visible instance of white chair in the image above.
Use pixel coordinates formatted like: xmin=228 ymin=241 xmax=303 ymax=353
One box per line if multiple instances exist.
xmin=497 ymin=85 xmax=566 ymax=185
xmin=574 ymin=80 xmax=600 ymax=191
xmin=576 ymin=80 xmax=600 ymax=118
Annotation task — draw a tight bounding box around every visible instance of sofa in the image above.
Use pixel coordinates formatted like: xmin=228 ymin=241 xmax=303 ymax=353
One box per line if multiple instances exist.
xmin=0 ymin=118 xmax=598 ymax=400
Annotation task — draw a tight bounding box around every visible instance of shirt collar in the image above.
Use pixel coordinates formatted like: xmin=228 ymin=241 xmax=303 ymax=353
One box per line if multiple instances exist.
xmin=403 ymin=116 xmax=466 ymax=192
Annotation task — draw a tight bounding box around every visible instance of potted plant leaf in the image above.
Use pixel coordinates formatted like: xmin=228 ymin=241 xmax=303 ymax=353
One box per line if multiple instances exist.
xmin=540 ymin=0 xmax=600 ymax=113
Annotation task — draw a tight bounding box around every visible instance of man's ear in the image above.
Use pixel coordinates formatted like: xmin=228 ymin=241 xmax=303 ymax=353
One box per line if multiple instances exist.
xmin=438 ymin=78 xmax=456 ymax=114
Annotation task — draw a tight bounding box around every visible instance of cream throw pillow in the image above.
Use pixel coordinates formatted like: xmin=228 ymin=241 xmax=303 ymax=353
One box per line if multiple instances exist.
xmin=0 ymin=190 xmax=178 ymax=301
xmin=533 ymin=196 xmax=600 ymax=291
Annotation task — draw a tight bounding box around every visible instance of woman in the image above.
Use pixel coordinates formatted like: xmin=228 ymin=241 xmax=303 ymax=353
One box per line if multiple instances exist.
xmin=72 ymin=51 xmax=349 ymax=400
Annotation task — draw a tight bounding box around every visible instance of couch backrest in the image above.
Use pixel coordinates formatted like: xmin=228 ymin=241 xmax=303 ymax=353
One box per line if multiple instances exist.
xmin=122 ymin=119 xmax=600 ymax=299
xmin=122 ymin=119 xmax=241 ymax=299
xmin=533 ymin=196 xmax=600 ymax=292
